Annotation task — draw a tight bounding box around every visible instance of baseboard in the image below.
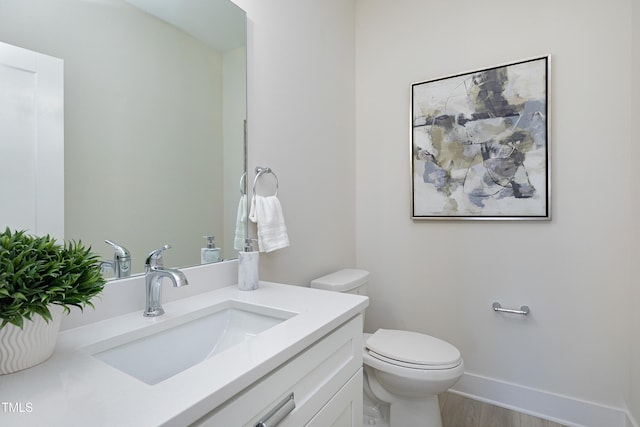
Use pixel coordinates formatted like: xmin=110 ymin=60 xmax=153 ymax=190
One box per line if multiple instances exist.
xmin=450 ymin=372 xmax=629 ymax=427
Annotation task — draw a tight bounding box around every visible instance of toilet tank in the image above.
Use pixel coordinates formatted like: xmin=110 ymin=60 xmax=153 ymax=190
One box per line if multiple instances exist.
xmin=310 ymin=269 xmax=370 ymax=296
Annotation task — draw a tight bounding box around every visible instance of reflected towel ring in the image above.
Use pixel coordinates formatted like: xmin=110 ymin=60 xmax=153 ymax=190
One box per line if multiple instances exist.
xmin=253 ymin=166 xmax=279 ymax=197
xmin=239 ymin=172 xmax=247 ymax=195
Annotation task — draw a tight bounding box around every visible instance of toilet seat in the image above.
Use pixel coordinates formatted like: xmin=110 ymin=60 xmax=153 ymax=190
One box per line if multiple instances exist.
xmin=366 ymin=329 xmax=462 ymax=370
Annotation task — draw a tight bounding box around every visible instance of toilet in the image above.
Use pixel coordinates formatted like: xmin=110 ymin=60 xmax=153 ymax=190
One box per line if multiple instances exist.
xmin=311 ymin=269 xmax=464 ymax=427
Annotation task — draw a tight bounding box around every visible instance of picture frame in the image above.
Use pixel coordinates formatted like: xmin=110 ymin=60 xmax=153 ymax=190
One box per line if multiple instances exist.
xmin=410 ymin=56 xmax=550 ymax=220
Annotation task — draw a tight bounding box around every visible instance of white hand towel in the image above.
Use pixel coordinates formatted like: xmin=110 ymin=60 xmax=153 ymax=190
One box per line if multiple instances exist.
xmin=249 ymin=195 xmax=290 ymax=253
xmin=234 ymin=194 xmax=248 ymax=251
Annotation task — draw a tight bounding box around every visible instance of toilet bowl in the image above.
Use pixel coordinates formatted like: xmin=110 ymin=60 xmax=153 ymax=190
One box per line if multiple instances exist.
xmin=363 ymin=330 xmax=464 ymax=427
xmin=310 ymin=269 xmax=464 ymax=427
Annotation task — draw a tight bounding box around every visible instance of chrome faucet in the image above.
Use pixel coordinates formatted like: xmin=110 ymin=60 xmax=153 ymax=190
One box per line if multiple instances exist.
xmin=143 ymin=244 xmax=189 ymax=317
xmin=103 ymin=240 xmax=131 ymax=278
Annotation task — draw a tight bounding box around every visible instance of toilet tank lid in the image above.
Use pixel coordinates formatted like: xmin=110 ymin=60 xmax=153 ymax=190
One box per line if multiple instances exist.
xmin=310 ymin=269 xmax=370 ymax=292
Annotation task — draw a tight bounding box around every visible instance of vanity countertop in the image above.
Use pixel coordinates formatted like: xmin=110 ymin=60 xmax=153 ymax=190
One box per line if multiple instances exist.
xmin=0 ymin=282 xmax=368 ymax=426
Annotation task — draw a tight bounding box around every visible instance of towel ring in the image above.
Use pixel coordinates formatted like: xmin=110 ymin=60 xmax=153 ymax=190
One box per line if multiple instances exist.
xmin=253 ymin=166 xmax=279 ymax=197
xmin=239 ymin=172 xmax=247 ymax=195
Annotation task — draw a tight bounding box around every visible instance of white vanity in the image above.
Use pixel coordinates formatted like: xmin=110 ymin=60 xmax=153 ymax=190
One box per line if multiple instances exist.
xmin=0 ymin=281 xmax=368 ymax=426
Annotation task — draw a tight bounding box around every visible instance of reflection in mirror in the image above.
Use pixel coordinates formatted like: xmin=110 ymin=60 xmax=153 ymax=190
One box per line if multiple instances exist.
xmin=0 ymin=0 xmax=247 ymax=277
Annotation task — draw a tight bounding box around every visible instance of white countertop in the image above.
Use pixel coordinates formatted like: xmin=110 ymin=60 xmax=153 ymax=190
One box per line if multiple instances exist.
xmin=0 ymin=282 xmax=368 ymax=427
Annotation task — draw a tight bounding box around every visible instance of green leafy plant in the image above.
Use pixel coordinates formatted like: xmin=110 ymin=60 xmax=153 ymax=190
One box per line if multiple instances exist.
xmin=0 ymin=228 xmax=106 ymax=329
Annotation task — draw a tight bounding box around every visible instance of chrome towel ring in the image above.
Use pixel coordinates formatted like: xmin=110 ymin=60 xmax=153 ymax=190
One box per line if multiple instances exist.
xmin=253 ymin=166 xmax=279 ymax=197
xmin=239 ymin=172 xmax=247 ymax=195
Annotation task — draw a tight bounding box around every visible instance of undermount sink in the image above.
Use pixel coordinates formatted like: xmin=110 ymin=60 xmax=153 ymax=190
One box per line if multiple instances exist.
xmin=87 ymin=301 xmax=296 ymax=385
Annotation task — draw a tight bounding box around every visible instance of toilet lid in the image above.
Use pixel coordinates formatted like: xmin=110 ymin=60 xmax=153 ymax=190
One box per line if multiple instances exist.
xmin=366 ymin=329 xmax=461 ymax=369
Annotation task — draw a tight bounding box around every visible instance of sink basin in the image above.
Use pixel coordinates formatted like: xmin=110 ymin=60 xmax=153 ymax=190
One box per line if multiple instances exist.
xmin=87 ymin=301 xmax=296 ymax=385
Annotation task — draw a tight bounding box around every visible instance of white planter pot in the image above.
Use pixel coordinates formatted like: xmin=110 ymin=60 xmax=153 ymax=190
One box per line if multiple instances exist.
xmin=0 ymin=304 xmax=64 ymax=374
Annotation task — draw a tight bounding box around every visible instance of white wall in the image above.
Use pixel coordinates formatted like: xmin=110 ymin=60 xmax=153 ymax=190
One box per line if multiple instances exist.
xmin=631 ymin=0 xmax=640 ymax=422
xmin=231 ymin=0 xmax=357 ymax=285
xmin=356 ymin=0 xmax=635 ymax=418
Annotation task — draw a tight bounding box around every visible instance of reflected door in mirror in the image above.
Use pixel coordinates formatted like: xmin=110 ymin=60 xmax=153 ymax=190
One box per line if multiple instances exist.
xmin=0 ymin=41 xmax=63 ymax=239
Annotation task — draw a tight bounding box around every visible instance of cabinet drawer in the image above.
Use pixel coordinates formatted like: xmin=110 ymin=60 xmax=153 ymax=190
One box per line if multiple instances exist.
xmin=193 ymin=314 xmax=363 ymax=426
xmin=306 ymin=368 xmax=363 ymax=427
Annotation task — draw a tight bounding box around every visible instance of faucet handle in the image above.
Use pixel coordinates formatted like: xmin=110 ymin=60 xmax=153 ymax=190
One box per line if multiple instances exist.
xmin=145 ymin=244 xmax=171 ymax=269
xmin=105 ymin=240 xmax=130 ymax=257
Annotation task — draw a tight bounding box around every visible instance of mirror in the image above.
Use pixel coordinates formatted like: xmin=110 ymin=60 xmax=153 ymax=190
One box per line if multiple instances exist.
xmin=0 ymin=0 xmax=247 ymax=277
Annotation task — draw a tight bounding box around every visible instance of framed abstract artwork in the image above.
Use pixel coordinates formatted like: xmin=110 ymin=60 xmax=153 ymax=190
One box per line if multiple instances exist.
xmin=411 ymin=56 xmax=550 ymax=220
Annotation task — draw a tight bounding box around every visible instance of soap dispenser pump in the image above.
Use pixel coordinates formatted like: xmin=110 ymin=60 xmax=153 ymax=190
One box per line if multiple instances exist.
xmin=201 ymin=235 xmax=221 ymax=264
xmin=238 ymin=238 xmax=259 ymax=291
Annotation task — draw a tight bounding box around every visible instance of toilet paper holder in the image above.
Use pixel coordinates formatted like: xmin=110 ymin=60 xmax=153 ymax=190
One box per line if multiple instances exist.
xmin=492 ymin=301 xmax=530 ymax=316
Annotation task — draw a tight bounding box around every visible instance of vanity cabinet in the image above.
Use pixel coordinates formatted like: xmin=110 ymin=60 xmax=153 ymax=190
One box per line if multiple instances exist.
xmin=192 ymin=314 xmax=363 ymax=427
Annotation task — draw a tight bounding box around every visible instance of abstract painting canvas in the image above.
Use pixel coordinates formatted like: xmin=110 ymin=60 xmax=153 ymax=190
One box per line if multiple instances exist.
xmin=411 ymin=56 xmax=550 ymax=220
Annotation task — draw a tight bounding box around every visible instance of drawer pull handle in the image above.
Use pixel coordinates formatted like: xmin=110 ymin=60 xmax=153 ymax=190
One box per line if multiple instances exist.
xmin=255 ymin=393 xmax=295 ymax=427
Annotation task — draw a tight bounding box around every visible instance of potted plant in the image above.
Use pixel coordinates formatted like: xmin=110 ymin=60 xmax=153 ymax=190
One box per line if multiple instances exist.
xmin=0 ymin=228 xmax=106 ymax=374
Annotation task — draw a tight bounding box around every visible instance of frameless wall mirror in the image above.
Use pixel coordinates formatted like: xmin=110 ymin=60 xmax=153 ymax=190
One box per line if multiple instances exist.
xmin=0 ymin=0 xmax=247 ymax=277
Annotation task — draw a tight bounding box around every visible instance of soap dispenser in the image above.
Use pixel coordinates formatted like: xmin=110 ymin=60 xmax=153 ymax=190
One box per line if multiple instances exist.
xmin=238 ymin=238 xmax=259 ymax=291
xmin=201 ymin=235 xmax=221 ymax=264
